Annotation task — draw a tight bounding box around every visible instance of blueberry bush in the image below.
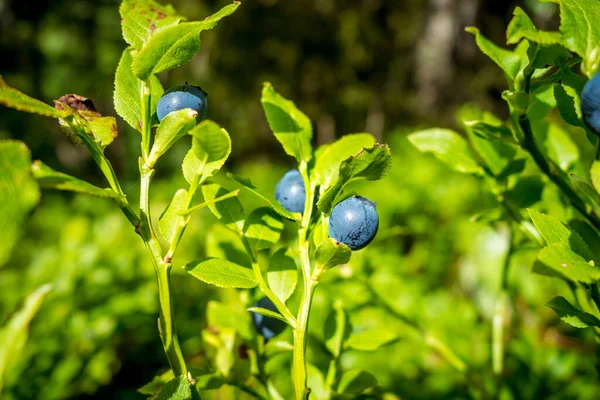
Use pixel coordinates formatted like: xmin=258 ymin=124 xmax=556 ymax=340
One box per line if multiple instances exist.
xmin=0 ymin=0 xmax=391 ymax=398
xmin=2 ymin=0 xmax=600 ymax=399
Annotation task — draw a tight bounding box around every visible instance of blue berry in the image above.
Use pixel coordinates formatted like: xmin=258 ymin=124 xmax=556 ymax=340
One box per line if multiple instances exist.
xmin=581 ymin=73 xmax=600 ymax=134
xmin=328 ymin=196 xmax=379 ymax=250
xmin=156 ymin=84 xmax=208 ymax=122
xmin=251 ymin=297 xmax=287 ymax=339
xmin=275 ymin=169 xmax=305 ymax=214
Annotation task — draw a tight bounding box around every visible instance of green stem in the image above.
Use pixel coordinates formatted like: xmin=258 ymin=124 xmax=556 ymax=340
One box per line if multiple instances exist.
xmin=423 ymin=334 xmax=467 ymax=373
xmin=293 ymin=240 xmax=317 ymax=400
xmin=292 ymin=162 xmax=317 ymax=400
xmin=516 ymin=105 xmax=600 ymax=231
xmin=140 ymin=163 xmax=188 ymax=376
xmin=67 ymin=117 xmax=140 ymax=228
xmin=137 ymin=80 xmax=188 ymax=377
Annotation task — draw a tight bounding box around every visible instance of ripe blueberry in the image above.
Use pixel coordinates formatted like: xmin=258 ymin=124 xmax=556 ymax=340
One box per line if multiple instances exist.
xmin=328 ymin=196 xmax=379 ymax=250
xmin=581 ymin=73 xmax=600 ymax=134
xmin=251 ymin=297 xmax=287 ymax=339
xmin=156 ymin=84 xmax=208 ymax=122
xmin=275 ymin=169 xmax=305 ymax=214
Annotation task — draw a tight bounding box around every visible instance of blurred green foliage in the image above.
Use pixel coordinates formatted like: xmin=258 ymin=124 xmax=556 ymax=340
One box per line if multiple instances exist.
xmin=2 ymin=0 xmax=599 ymax=399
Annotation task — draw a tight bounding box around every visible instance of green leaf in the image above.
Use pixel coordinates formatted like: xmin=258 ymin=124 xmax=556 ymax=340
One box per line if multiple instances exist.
xmin=466 ymin=126 xmax=517 ymax=176
xmin=267 ymin=248 xmax=298 ymax=303
xmin=132 ymin=2 xmax=240 ymax=80
xmin=138 ymin=370 xmax=174 ymax=395
xmin=0 ymin=141 xmax=40 ymax=268
xmin=182 ymin=120 xmax=232 ymax=184
xmin=312 ymin=133 xmax=376 ymax=189
xmin=324 ymin=303 xmax=351 ymax=358
xmin=120 ymin=0 xmax=184 ymax=51
xmin=31 ymin=160 xmax=121 ymax=198
xmin=591 ymin=161 xmax=600 ymax=195
xmin=533 ymin=242 xmax=600 ymax=283
xmin=0 ymin=284 xmax=52 ymax=392
xmin=148 ymin=108 xmax=198 ymax=166
xmin=549 ymin=0 xmax=600 ymax=77
xmin=242 ymin=207 xmax=284 ymax=254
xmin=201 ymin=183 xmax=245 ymax=233
xmin=337 ymin=369 xmax=378 ymax=394
xmin=0 ymin=76 xmax=67 ymax=118
xmin=314 ymin=238 xmax=352 ymax=270
xmin=54 ymin=103 xmax=118 ymax=151
xmin=317 ymin=144 xmax=392 ymax=214
xmin=547 ymin=296 xmax=600 ymax=328
xmin=408 ymin=129 xmax=482 ymax=175
xmin=184 ymin=258 xmax=257 ymax=289
xmin=87 ymin=116 xmax=119 ymax=150
xmin=114 ymin=47 xmax=163 ymax=131
xmin=261 ymin=82 xmax=313 ymax=163
xmin=554 ymin=83 xmax=596 ymax=145
xmin=345 ymin=329 xmax=399 ymax=351
xmin=506 ymin=7 xmax=561 ymax=45
xmin=570 ymin=173 xmax=600 ymax=209
xmin=528 ymin=209 xmax=594 ymax=261
xmin=541 ymin=122 xmax=580 ymax=170
xmin=180 ymin=189 xmax=240 ymax=218
xmin=226 ymin=173 xmax=297 ymax=221
xmin=247 ymin=307 xmax=289 ymax=325
xmin=465 ymin=27 xmax=521 ymax=80
xmin=159 ymin=189 xmax=188 ymax=244
xmin=463 ymin=120 xmax=515 ymax=143
xmin=525 ymin=43 xmax=573 ymax=72
xmin=150 ymin=374 xmax=195 ymax=400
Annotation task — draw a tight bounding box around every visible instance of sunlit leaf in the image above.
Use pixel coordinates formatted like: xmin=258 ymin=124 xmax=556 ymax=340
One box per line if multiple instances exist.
xmin=148 ymin=108 xmax=198 ymax=166
xmin=267 ymin=248 xmax=298 ymax=303
xmin=261 ymin=82 xmax=312 ymax=163
xmin=184 ymin=258 xmax=257 ymax=289
xmin=0 ymin=284 xmax=52 ymax=391
xmin=314 ymin=238 xmax=351 ymax=270
xmin=0 ymin=76 xmax=67 ymax=118
xmin=158 ymin=189 xmax=188 ymax=244
xmin=31 ymin=160 xmax=121 ymax=199
xmin=317 ymin=144 xmax=392 ymax=214
xmin=120 ymin=0 xmax=184 ymax=50
xmin=201 ymin=183 xmax=245 ymax=233
xmin=132 ymin=3 xmax=240 ymax=80
xmin=547 ymin=296 xmax=600 ymax=328
xmin=345 ymin=329 xmax=399 ymax=351
xmin=242 ymin=207 xmax=284 ymax=254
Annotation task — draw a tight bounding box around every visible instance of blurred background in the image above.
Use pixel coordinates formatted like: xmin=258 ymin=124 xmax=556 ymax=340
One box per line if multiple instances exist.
xmin=1 ymin=0 xmax=599 ymax=399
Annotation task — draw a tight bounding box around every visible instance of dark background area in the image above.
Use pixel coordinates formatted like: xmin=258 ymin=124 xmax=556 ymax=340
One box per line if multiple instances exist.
xmin=0 ymin=0 xmax=559 ymax=179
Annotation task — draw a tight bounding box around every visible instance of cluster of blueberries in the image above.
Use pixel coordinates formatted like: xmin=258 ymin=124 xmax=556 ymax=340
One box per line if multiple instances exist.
xmin=157 ymin=84 xmax=380 ymax=339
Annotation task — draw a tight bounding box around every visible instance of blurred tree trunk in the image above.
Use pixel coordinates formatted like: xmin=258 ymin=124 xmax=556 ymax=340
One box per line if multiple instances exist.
xmin=415 ymin=0 xmax=479 ymax=115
